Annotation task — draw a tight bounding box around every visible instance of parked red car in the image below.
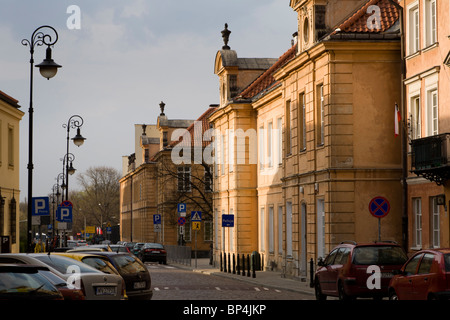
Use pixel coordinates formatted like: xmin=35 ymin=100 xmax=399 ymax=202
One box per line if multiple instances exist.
xmin=388 ymin=248 xmax=450 ymax=300
xmin=314 ymin=241 xmax=408 ymax=300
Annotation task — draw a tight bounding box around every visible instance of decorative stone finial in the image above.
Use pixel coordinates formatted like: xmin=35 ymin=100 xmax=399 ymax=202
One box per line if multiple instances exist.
xmin=221 ymin=23 xmax=231 ymax=50
xmin=142 ymin=124 xmax=147 ymax=136
xmin=159 ymin=101 xmax=165 ymax=116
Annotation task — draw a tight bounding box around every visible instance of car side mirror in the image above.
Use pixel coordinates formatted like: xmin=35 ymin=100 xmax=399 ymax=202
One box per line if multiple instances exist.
xmin=317 ymin=257 xmax=324 ymax=267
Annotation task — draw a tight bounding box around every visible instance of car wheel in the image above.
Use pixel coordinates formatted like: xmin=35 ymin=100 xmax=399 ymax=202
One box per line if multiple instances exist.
xmin=314 ymin=280 xmax=327 ymax=301
xmin=338 ymin=282 xmax=353 ymax=300
xmin=389 ymin=290 xmax=399 ymax=300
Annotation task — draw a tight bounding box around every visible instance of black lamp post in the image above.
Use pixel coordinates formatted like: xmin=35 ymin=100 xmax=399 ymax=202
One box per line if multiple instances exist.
xmin=22 ymin=26 xmax=62 ymax=252
xmin=63 ymin=115 xmax=86 ymax=201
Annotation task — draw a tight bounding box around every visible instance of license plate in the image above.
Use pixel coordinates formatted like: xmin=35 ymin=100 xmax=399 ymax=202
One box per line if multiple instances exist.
xmin=96 ymin=286 xmax=117 ymax=296
xmin=152 ymin=251 xmax=160 ymax=254
xmin=134 ymin=281 xmax=146 ymax=289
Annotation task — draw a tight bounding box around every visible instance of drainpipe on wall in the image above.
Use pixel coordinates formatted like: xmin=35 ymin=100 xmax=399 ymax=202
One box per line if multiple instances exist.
xmin=399 ymin=6 xmax=408 ymax=252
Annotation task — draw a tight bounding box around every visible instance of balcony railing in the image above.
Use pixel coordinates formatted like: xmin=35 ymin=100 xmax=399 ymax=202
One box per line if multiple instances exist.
xmin=411 ymin=133 xmax=450 ymax=185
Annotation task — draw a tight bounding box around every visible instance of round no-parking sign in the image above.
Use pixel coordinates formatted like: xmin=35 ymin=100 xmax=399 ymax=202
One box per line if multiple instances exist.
xmin=369 ymin=197 xmax=390 ymax=218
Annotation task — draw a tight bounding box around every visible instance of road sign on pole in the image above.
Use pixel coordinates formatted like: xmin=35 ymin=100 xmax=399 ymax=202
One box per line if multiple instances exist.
xmin=177 ymin=203 xmax=187 ymax=216
xmin=222 ymin=214 xmax=234 ymax=227
xmin=153 ymin=214 xmax=161 ymax=224
xmin=56 ymin=206 xmax=73 ymax=223
xmin=369 ymin=196 xmax=390 ymax=241
xmin=32 ymin=197 xmax=50 ymax=216
xmin=191 ymin=211 xmax=201 ymax=222
xmin=177 ymin=217 xmax=186 ymax=226
xmin=369 ymin=197 xmax=390 ymax=218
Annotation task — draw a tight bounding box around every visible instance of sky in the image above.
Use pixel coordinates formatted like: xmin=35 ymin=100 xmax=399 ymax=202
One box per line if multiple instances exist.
xmin=0 ymin=0 xmax=297 ymax=202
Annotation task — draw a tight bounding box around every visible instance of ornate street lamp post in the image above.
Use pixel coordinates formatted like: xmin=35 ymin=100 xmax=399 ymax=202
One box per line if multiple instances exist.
xmin=22 ymin=26 xmax=62 ymax=252
xmin=62 ymin=115 xmax=86 ymax=201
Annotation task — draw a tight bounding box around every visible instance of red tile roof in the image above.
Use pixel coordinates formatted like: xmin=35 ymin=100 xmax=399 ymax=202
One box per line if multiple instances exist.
xmin=170 ymin=106 xmax=218 ymax=148
xmin=238 ymin=44 xmax=297 ymax=100
xmin=333 ymin=0 xmax=400 ymax=34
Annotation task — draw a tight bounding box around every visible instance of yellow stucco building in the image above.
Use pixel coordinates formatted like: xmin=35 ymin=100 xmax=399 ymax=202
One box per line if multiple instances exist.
xmin=0 ymin=90 xmax=24 ymax=253
xmin=211 ymin=0 xmax=405 ymax=279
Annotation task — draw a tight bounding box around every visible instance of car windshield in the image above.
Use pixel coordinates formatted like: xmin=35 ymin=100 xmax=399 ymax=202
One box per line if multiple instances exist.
xmin=110 ymin=255 xmax=147 ymax=274
xmin=144 ymin=243 xmax=164 ymax=249
xmin=81 ymin=257 xmax=119 ymax=275
xmin=33 ymin=255 xmax=101 ymax=275
xmin=352 ymin=246 xmax=407 ymax=265
xmin=444 ymin=254 xmax=450 ymax=272
xmin=0 ymin=270 xmax=59 ymax=295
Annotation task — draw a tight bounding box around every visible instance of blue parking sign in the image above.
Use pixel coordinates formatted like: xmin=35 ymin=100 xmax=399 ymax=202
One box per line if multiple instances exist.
xmin=56 ymin=205 xmax=72 ymax=223
xmin=32 ymin=197 xmax=50 ymax=216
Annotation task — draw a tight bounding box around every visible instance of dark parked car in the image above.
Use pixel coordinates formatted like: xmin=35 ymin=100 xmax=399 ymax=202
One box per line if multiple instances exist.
xmin=0 ymin=264 xmax=64 ymax=300
xmin=138 ymin=243 xmax=167 ymax=264
xmin=389 ymin=248 xmax=450 ymax=300
xmin=62 ymin=252 xmax=153 ymax=300
xmin=314 ymin=241 xmax=408 ymax=300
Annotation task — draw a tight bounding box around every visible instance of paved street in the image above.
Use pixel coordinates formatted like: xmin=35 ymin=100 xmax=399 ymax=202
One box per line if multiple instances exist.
xmin=146 ymin=258 xmax=316 ymax=299
xmin=148 ymin=261 xmax=313 ymax=300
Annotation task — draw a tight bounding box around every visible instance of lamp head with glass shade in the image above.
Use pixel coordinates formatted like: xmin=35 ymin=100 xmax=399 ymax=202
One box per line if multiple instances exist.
xmin=68 ymin=161 xmax=76 ymax=175
xmin=72 ymin=127 xmax=86 ymax=147
xmin=35 ymin=46 xmax=62 ymax=80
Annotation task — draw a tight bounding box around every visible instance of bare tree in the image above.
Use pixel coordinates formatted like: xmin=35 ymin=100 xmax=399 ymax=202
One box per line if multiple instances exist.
xmin=71 ymin=166 xmax=121 ymax=234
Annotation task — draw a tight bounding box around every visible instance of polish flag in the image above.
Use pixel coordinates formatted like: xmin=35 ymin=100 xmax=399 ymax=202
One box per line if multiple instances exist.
xmin=395 ymin=103 xmax=401 ymax=137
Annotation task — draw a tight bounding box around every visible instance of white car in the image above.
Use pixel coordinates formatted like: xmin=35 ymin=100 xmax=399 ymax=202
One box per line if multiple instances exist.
xmin=0 ymin=253 xmax=125 ymax=300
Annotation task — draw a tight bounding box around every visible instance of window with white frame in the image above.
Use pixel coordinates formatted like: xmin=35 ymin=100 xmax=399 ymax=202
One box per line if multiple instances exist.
xmin=408 ymin=2 xmax=420 ymax=55
xmin=259 ymin=125 xmax=265 ymax=170
xmin=411 ymin=95 xmax=421 ymax=139
xmin=286 ymin=201 xmax=293 ymax=257
xmin=278 ymin=205 xmax=283 ymax=254
xmin=317 ymin=85 xmax=325 ymax=145
xmin=177 ymin=166 xmax=191 ymax=192
xmin=413 ymin=198 xmax=422 ymax=248
xmin=260 ymin=207 xmax=265 ymax=251
xmin=299 ymin=92 xmax=306 ymax=151
xmin=269 ymin=206 xmax=274 ymax=253
xmin=317 ymin=199 xmax=325 ymax=258
xmin=267 ymin=122 xmax=273 ymax=168
xmin=424 ymin=0 xmax=437 ymax=47
xmin=430 ymin=197 xmax=440 ymax=248
xmin=204 ymin=166 xmax=213 ymax=192
xmin=426 ymin=89 xmax=438 ymax=136
xmin=277 ymin=117 xmax=282 ymax=166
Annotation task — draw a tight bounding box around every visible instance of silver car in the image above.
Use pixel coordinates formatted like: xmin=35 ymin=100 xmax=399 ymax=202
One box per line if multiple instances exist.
xmin=0 ymin=253 xmax=125 ymax=300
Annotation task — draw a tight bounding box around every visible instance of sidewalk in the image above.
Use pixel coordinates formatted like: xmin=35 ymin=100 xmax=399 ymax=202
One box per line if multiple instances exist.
xmin=169 ymin=258 xmax=315 ymax=297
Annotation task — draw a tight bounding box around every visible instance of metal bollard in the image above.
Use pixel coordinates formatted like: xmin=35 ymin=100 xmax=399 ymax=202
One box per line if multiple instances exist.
xmin=220 ymin=252 xmax=223 ymax=272
xmin=223 ymin=252 xmax=227 ymax=273
xmin=247 ymin=254 xmax=250 ymax=277
xmin=228 ymin=253 xmax=231 ymax=273
xmin=252 ymin=254 xmax=256 ymax=278
xmin=241 ymin=254 xmax=245 ymax=276
xmin=236 ymin=254 xmax=240 ymax=275
xmin=309 ymin=258 xmax=314 ymax=288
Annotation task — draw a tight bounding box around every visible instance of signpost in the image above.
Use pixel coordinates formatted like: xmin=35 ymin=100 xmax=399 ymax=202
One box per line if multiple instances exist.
xmin=56 ymin=201 xmax=73 ymax=248
xmin=369 ymin=196 xmax=390 ymax=241
xmin=190 ymin=211 xmax=202 ymax=268
xmin=153 ymin=214 xmax=161 ymax=233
